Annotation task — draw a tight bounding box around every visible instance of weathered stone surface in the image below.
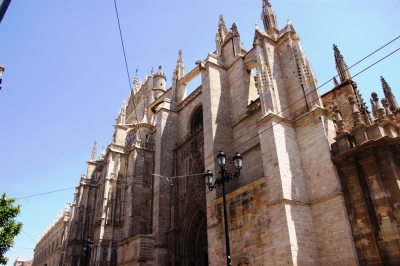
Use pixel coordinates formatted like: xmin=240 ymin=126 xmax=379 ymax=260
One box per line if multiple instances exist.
xmin=33 ymin=1 xmax=400 ymax=266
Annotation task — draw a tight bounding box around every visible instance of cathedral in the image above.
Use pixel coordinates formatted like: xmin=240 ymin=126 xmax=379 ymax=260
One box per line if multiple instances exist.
xmin=32 ymin=1 xmax=400 ymax=265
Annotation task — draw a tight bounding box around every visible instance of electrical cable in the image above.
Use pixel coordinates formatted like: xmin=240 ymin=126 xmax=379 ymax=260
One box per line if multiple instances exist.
xmin=200 ymin=37 xmax=400 ymax=167
xmin=12 ymin=47 xmax=399 ymax=202
xmin=16 ymin=187 xmax=76 ymax=200
xmin=2 ymin=247 xmax=34 ymax=249
xmin=13 ymin=40 xmax=399 ymax=204
xmin=113 ymin=0 xmax=131 ymax=88
xmin=25 ymin=39 xmax=400 ymax=257
xmin=112 ymin=0 xmax=144 ymax=148
xmin=22 ymin=229 xmax=36 ymax=243
xmin=202 ymin=46 xmax=400 ymax=169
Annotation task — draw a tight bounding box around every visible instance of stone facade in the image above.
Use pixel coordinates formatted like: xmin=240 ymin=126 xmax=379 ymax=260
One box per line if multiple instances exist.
xmin=32 ymin=204 xmax=69 ymax=266
xmin=33 ymin=1 xmax=400 ymax=266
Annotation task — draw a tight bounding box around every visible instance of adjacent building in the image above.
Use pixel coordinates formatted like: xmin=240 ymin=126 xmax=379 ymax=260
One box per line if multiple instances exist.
xmin=33 ymin=1 xmax=400 ymax=265
xmin=33 ymin=204 xmax=70 ymax=266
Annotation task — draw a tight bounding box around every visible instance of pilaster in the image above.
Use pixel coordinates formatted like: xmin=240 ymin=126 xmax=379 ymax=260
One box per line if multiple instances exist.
xmin=257 ymin=113 xmax=319 ymax=265
xmin=152 ymin=108 xmax=178 ymax=265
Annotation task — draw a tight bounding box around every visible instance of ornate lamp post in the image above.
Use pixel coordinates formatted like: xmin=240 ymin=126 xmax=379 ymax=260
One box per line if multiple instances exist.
xmin=205 ymin=151 xmax=243 ymax=266
xmin=82 ymin=234 xmax=93 ymax=266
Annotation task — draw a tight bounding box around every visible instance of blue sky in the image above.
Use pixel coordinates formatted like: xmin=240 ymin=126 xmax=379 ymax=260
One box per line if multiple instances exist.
xmin=1 ymin=0 xmax=399 ymax=264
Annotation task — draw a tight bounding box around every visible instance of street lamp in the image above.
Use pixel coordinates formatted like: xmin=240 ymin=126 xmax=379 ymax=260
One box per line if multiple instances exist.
xmin=205 ymin=151 xmax=243 ymax=266
xmin=82 ymin=234 xmax=93 ymax=266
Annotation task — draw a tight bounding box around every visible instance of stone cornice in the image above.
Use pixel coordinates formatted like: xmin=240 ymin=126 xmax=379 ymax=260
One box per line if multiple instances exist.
xmin=256 ymin=112 xmax=294 ymax=128
xmin=108 ymin=143 xmax=125 ymax=154
xmin=134 ymin=122 xmax=155 ymax=131
xmin=332 ymin=136 xmax=400 ymax=163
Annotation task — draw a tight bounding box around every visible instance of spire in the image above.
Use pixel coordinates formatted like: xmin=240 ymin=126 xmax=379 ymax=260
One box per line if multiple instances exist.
xmin=99 ymin=145 xmax=105 ymax=160
xmin=91 ymin=139 xmax=97 ymax=161
xmin=254 ymin=38 xmax=275 ymax=115
xmin=292 ymin=40 xmax=317 ymax=85
xmin=333 ymin=76 xmax=339 ymax=87
xmin=381 ymin=76 xmax=399 ymax=112
xmin=261 ymin=0 xmax=278 ymax=32
xmin=333 ymin=44 xmax=351 ymax=83
xmin=133 ymin=75 xmax=139 ymax=93
xmin=0 ymin=65 xmax=4 ymax=90
xmin=176 ymin=50 xmax=184 ymax=80
xmin=230 ymin=23 xmax=240 ymax=37
xmin=348 ymin=95 xmax=363 ymax=126
xmin=156 ymin=65 xmax=164 ymax=76
xmin=382 ymin=98 xmax=396 ymax=121
xmin=216 ymin=14 xmax=229 ymax=44
xmin=142 ymin=106 xmax=148 ymax=124
xmin=120 ymin=99 xmax=127 ymax=124
xmin=371 ymin=92 xmax=386 ymax=122
xmin=333 ymin=104 xmax=345 ymax=132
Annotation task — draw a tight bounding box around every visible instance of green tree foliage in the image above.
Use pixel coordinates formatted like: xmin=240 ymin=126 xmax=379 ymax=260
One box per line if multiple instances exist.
xmin=0 ymin=193 xmax=23 ymax=265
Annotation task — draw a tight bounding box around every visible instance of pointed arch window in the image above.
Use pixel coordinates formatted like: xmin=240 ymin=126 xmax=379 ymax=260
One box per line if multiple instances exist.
xmin=190 ymin=106 xmax=203 ymax=133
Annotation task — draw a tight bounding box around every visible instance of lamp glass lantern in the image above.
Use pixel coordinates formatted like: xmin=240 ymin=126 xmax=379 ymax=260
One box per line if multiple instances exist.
xmin=205 ymin=170 xmax=213 ymax=185
xmin=217 ymin=151 xmax=226 ymax=167
xmin=233 ymin=152 xmax=243 ymax=169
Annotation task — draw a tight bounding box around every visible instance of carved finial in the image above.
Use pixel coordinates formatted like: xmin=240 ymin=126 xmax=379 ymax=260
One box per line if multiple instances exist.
xmin=333 ymin=44 xmax=351 ymax=83
xmin=218 ymin=14 xmax=229 ymax=42
xmin=333 ymin=76 xmax=339 ymax=87
xmin=333 ymin=104 xmax=345 ymax=132
xmin=348 ymin=95 xmax=362 ymax=125
xmin=81 ymin=173 xmax=86 ymax=179
xmin=157 ymin=65 xmax=163 ymax=75
xmin=91 ymin=139 xmax=97 ymax=161
xmin=370 ymin=97 xmax=376 ymax=119
xmin=230 ymin=23 xmax=240 ymax=37
xmin=176 ymin=50 xmax=184 ymax=79
xmin=150 ymin=67 xmax=154 ymax=75
xmin=263 ymin=0 xmax=272 ymax=8
xmin=372 ymin=92 xmax=386 ymax=122
xmin=99 ymin=145 xmax=105 ymax=160
xmin=172 ymin=69 xmax=177 ymax=81
xmin=0 ymin=65 xmax=4 ymax=90
xmin=261 ymin=0 xmax=278 ymax=31
xmin=132 ymin=75 xmax=139 ymax=93
xmin=381 ymin=76 xmax=399 ymax=112
xmin=382 ymin=98 xmax=396 ymax=121
xmin=142 ymin=106 xmax=148 ymax=124
xmin=64 ymin=201 xmax=69 ymax=212
xmin=178 ymin=49 xmax=182 ymax=62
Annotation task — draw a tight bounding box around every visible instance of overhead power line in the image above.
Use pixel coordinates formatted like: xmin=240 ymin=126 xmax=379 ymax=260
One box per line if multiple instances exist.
xmin=13 ymin=39 xmax=400 ymax=201
xmin=16 ymin=187 xmax=76 ymax=200
xmin=113 ymin=0 xmax=131 ymax=88
xmin=22 ymin=229 xmax=36 ymax=244
xmin=201 ymin=36 xmax=400 ymax=167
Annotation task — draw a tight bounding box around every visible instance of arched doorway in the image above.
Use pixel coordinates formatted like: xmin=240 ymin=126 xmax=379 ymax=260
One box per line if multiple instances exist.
xmin=181 ymin=203 xmax=208 ymax=266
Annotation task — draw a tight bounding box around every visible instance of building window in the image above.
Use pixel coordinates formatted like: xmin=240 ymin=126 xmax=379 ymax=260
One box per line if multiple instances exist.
xmin=190 ymin=106 xmax=203 ymax=133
